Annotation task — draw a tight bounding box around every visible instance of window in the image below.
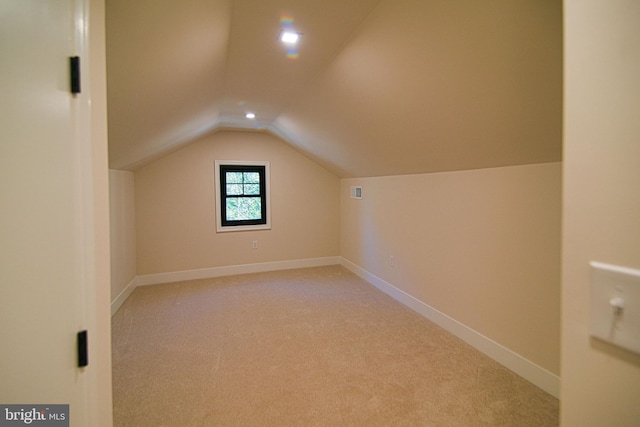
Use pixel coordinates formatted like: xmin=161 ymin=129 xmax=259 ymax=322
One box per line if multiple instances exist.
xmin=215 ymin=160 xmax=270 ymax=232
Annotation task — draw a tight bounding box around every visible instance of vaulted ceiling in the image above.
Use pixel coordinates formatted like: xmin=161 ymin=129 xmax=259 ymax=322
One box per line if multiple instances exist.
xmin=106 ymin=0 xmax=562 ymax=177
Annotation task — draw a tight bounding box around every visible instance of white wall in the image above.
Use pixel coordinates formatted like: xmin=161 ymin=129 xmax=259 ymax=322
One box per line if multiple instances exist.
xmin=562 ymin=0 xmax=640 ymax=425
xmin=134 ymin=131 xmax=340 ymax=276
xmin=109 ymin=169 xmax=137 ymax=311
xmin=342 ymin=163 xmax=562 ymax=388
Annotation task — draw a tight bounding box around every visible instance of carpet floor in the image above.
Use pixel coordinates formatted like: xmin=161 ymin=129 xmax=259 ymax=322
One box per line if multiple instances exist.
xmin=112 ymin=265 xmax=558 ymax=426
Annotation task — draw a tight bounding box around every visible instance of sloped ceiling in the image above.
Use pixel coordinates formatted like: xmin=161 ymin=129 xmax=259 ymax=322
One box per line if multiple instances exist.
xmin=106 ymin=0 xmax=562 ymax=177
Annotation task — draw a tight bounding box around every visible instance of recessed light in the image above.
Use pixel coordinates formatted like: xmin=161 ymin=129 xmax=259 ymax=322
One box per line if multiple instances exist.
xmin=245 ymin=112 xmax=256 ymax=119
xmin=280 ymin=31 xmax=300 ymax=45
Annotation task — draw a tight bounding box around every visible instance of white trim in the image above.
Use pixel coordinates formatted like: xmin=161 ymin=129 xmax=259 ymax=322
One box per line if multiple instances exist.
xmin=111 ymin=277 xmax=138 ymax=316
xmin=590 ymin=261 xmax=640 ymax=278
xmin=136 ymin=257 xmax=341 ymax=286
xmin=340 ymin=257 xmax=560 ymax=398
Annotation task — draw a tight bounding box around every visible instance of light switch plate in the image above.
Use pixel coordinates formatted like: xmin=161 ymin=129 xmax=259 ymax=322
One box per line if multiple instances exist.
xmin=590 ymin=261 xmax=640 ymax=355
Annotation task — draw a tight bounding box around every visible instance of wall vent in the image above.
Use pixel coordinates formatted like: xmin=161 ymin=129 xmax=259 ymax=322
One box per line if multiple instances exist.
xmin=350 ymin=186 xmax=363 ymax=199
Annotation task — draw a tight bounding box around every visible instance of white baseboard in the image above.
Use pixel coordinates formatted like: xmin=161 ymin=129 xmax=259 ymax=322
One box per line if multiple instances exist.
xmin=111 ymin=277 xmax=138 ymax=316
xmin=134 ymin=256 xmax=342 ymax=287
xmin=340 ymin=257 xmax=560 ymax=399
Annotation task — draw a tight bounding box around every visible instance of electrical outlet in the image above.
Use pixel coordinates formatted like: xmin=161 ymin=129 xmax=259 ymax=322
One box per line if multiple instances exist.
xmin=252 ymin=240 xmax=258 ymax=249
xmin=389 ymin=255 xmax=396 ymax=267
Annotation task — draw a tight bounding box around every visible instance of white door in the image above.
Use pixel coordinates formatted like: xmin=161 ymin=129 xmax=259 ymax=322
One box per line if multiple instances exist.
xmin=0 ymin=1 xmax=93 ymax=424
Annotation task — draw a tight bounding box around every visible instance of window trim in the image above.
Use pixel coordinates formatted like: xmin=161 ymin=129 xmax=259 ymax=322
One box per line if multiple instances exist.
xmin=214 ymin=160 xmax=271 ymax=232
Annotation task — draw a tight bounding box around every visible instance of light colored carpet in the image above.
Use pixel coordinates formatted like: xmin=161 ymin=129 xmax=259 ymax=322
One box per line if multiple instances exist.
xmin=112 ymin=266 xmax=558 ymax=426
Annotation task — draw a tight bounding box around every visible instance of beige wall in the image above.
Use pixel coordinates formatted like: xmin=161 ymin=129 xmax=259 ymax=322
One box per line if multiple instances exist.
xmin=135 ymin=130 xmax=340 ymax=275
xmin=109 ymin=169 xmax=137 ymax=301
xmin=562 ymin=0 xmax=640 ymax=425
xmin=341 ymin=163 xmax=561 ymax=375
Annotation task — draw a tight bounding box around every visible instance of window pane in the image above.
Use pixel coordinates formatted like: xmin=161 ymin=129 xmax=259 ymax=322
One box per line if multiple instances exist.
xmin=226 ymin=197 xmax=262 ymax=221
xmin=226 ymin=184 xmax=243 ymax=195
xmin=244 ymin=184 xmax=260 ymax=195
xmin=243 ymin=172 xmax=260 ymax=183
xmin=240 ymin=198 xmax=262 ymax=220
xmin=226 ymin=198 xmax=239 ymax=220
xmin=226 ymin=172 xmax=243 ymax=184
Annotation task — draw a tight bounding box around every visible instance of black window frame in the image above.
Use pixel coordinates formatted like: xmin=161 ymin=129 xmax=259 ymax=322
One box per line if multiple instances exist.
xmin=218 ymin=164 xmax=268 ymax=228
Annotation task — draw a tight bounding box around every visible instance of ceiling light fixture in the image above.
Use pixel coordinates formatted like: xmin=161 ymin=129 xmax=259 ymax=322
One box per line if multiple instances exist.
xmin=245 ymin=112 xmax=256 ymax=119
xmin=280 ymin=30 xmax=300 ymax=45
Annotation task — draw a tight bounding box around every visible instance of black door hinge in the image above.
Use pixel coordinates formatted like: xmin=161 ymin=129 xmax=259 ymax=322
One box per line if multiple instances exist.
xmin=77 ymin=330 xmax=88 ymax=367
xmin=70 ymin=56 xmax=81 ymax=95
